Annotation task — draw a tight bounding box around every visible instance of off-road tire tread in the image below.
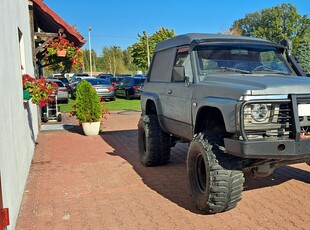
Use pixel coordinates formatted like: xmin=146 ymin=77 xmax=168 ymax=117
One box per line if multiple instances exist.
xmin=187 ymin=131 xmax=244 ymax=213
xmin=138 ymin=115 xmax=170 ymax=166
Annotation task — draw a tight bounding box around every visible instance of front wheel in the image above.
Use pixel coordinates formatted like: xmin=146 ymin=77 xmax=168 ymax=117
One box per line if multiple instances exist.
xmin=138 ymin=114 xmax=171 ymax=166
xmin=187 ymin=132 xmax=244 ymax=213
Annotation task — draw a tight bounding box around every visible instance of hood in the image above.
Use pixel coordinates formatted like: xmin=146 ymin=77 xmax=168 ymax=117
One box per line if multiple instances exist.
xmin=203 ymin=74 xmax=310 ymax=98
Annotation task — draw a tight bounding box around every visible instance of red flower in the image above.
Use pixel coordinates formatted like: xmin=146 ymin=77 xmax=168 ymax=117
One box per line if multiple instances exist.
xmin=22 ymin=74 xmax=58 ymax=108
xmin=39 ymin=85 xmax=46 ymax=90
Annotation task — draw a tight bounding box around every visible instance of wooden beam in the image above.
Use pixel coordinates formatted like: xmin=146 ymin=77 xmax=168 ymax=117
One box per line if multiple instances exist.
xmin=34 ymin=32 xmax=58 ymax=39
xmin=34 ymin=38 xmax=53 ymax=56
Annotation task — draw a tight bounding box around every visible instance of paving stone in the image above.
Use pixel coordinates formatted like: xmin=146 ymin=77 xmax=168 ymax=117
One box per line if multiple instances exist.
xmin=16 ymin=112 xmax=310 ymax=229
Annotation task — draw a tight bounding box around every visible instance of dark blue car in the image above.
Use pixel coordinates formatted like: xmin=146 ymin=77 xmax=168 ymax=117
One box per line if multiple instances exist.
xmin=115 ymin=76 xmax=146 ymax=99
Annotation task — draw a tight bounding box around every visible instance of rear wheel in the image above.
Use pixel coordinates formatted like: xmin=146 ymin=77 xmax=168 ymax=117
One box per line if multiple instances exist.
xmin=187 ymin=131 xmax=244 ymax=213
xmin=138 ymin=114 xmax=171 ymax=166
xmin=42 ymin=113 xmax=48 ymax=123
xmin=57 ymin=114 xmax=62 ymax=122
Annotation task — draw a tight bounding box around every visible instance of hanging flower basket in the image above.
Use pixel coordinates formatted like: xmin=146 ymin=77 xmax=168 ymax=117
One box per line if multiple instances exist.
xmin=42 ymin=37 xmax=83 ymax=72
xmin=56 ymin=49 xmax=67 ymax=57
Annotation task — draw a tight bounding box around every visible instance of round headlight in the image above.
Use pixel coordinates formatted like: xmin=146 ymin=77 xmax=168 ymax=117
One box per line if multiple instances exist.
xmin=251 ymin=104 xmax=268 ymax=122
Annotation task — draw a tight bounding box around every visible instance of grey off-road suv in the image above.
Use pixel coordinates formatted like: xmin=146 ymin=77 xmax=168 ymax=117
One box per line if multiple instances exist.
xmin=138 ymin=33 xmax=310 ymax=213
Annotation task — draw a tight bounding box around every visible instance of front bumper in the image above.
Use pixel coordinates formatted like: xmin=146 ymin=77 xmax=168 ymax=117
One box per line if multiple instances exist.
xmin=225 ymin=137 xmax=310 ymax=160
xmin=230 ymin=94 xmax=310 ymax=160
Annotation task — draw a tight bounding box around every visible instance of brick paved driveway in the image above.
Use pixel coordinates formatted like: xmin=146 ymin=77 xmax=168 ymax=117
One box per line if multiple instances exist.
xmin=16 ymin=111 xmax=310 ymax=229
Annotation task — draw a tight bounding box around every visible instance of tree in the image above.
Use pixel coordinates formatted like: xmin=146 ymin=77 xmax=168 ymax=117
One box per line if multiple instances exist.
xmin=295 ymin=38 xmax=310 ymax=73
xmin=123 ymin=47 xmax=139 ymax=72
xmin=131 ymin=27 xmax=175 ymax=71
xmin=101 ymin=46 xmax=126 ymax=76
xmin=230 ymin=3 xmax=310 ymax=51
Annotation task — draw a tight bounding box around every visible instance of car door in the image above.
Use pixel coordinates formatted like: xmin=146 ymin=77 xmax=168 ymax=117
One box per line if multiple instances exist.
xmin=163 ymin=47 xmax=194 ymax=140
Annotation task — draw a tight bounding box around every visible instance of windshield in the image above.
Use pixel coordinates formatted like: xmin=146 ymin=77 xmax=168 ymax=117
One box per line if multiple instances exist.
xmin=195 ymin=44 xmax=295 ymax=80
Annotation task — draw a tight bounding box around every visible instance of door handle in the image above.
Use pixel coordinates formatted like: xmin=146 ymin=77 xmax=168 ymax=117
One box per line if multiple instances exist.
xmin=168 ymin=89 xmax=172 ymax=94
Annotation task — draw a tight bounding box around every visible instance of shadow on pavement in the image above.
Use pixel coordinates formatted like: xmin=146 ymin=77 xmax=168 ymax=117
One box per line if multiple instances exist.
xmin=101 ymin=129 xmax=310 ymax=213
xmin=244 ymin=165 xmax=310 ymax=191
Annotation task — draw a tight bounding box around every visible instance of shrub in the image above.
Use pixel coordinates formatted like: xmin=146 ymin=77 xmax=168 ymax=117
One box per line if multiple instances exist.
xmin=73 ymin=80 xmax=102 ymax=123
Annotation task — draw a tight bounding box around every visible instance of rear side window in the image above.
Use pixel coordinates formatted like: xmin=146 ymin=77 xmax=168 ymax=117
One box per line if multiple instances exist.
xmin=174 ymin=47 xmax=192 ymax=80
xmin=149 ymin=48 xmax=176 ymax=82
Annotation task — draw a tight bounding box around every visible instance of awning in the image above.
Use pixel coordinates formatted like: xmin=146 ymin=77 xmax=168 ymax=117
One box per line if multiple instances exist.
xmin=31 ymin=0 xmax=86 ymax=47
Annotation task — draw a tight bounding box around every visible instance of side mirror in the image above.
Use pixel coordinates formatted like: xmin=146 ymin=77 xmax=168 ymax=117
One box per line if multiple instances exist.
xmin=172 ymin=66 xmax=185 ymax=82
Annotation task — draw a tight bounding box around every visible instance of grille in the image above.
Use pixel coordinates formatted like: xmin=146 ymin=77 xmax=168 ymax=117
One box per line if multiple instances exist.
xmin=242 ymin=102 xmax=292 ymax=140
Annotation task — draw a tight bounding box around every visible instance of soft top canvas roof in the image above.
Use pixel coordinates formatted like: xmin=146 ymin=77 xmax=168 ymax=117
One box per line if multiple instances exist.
xmin=155 ymin=33 xmax=280 ymax=52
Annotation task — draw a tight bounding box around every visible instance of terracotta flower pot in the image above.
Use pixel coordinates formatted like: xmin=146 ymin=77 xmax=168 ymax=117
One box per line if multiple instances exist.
xmin=56 ymin=49 xmax=67 ymax=57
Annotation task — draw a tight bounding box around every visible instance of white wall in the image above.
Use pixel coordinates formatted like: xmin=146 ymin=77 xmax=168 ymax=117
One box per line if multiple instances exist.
xmin=0 ymin=0 xmax=38 ymax=229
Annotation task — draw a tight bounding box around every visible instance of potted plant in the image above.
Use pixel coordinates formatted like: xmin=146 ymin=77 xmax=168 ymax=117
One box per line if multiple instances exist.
xmin=22 ymin=74 xmax=58 ymax=107
xmin=72 ymin=80 xmax=103 ymax=136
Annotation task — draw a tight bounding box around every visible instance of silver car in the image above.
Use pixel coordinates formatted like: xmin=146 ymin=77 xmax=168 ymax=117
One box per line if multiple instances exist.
xmin=84 ymin=78 xmax=115 ymax=101
xmin=46 ymin=79 xmax=69 ymax=103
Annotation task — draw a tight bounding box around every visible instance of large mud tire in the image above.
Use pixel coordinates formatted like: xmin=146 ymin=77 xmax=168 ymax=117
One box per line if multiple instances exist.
xmin=187 ymin=132 xmax=245 ymax=213
xmin=138 ymin=115 xmax=171 ymax=166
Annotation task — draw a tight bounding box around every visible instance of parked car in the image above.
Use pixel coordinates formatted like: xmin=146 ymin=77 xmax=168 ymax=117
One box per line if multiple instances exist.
xmin=97 ymin=74 xmax=125 ymax=86
xmin=118 ymin=74 xmax=132 ymax=77
xmin=112 ymin=76 xmax=124 ymax=86
xmin=47 ymin=75 xmax=72 ymax=93
xmin=47 ymin=73 xmax=63 ymax=79
xmin=115 ymin=76 xmax=146 ymax=99
xmin=69 ymin=74 xmax=92 ymax=98
xmin=71 ymin=73 xmax=90 ymax=83
xmin=97 ymin=73 xmax=113 ymax=79
xmin=71 ymin=78 xmax=115 ymax=101
xmin=46 ymin=79 xmax=69 ymax=103
xmin=57 ymin=77 xmax=71 ymax=93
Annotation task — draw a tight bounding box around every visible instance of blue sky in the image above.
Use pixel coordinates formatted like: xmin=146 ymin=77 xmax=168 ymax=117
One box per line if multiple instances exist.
xmin=44 ymin=0 xmax=309 ymax=55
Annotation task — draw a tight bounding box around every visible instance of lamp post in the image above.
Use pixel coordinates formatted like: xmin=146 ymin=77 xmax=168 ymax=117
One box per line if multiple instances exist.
xmin=145 ymin=32 xmax=150 ymax=68
xmin=88 ymin=26 xmax=92 ymax=76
